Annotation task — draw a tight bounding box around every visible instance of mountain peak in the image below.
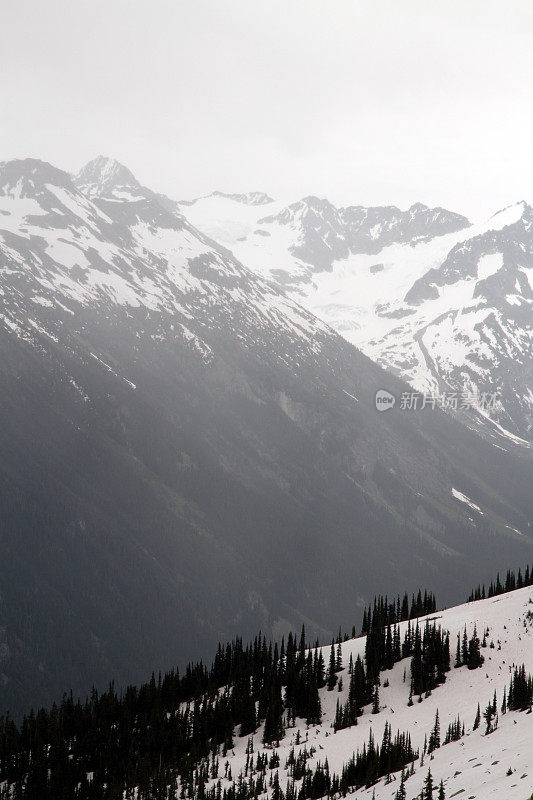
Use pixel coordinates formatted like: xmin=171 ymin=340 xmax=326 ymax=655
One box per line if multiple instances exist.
xmin=74 ymin=156 xmax=141 ymax=200
xmin=300 ymin=195 xmax=335 ymax=210
xmin=0 ymin=158 xmax=73 ymax=195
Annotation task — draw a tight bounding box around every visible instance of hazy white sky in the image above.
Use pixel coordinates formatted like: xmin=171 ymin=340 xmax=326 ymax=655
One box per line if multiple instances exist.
xmin=2 ymin=0 xmax=533 ymax=219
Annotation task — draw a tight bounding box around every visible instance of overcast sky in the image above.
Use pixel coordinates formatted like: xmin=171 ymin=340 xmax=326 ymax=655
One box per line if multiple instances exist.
xmin=2 ymin=0 xmax=532 ymax=219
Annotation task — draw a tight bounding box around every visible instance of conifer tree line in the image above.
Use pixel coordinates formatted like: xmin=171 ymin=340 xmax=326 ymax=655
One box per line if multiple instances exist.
xmin=407 ymin=621 xmax=450 ymax=699
xmin=332 ymin=617 xmax=452 ymax=735
xmin=230 ymin=724 xmax=419 ymax=800
xmin=452 ymin=624 xmax=484 ymax=671
xmin=465 ymin=664 xmax=533 ymax=741
xmin=442 ymin=715 xmax=464 ymax=745
xmin=507 ymin=664 xmax=533 ymax=712
xmin=338 ymin=724 xmax=418 ymax=792
xmin=0 ymin=626 xmax=329 ymax=799
xmin=0 ymin=580 xmax=472 ymax=800
xmin=468 ymin=563 xmax=533 ymax=602
xmin=1 ymin=560 xmax=531 ymax=799
xmin=360 ymin=590 xmax=437 ymax=636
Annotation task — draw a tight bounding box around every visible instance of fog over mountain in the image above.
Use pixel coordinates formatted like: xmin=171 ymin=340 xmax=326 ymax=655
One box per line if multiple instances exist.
xmin=0 ymin=155 xmax=531 ymax=716
xmin=2 ymin=3 xmax=533 ymax=798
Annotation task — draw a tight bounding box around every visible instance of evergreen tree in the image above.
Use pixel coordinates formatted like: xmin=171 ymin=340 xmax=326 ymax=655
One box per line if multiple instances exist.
xmin=263 ymin=682 xmax=284 ymax=744
xmin=461 ymin=627 xmax=468 ymax=665
xmin=336 ymin=642 xmax=343 ymax=672
xmin=401 ymin=594 xmax=409 ymax=620
xmin=454 ymin=633 xmax=461 ymax=668
xmin=306 ymin=676 xmax=322 ymax=725
xmin=483 ymin=692 xmax=498 ymax=736
xmin=466 ymin=626 xmax=483 ymax=670
xmin=428 ymin=709 xmax=440 ymax=753
xmin=473 ymin=702 xmax=481 ymax=730
xmin=423 ymin=768 xmax=434 ymax=799
xmin=327 ymin=642 xmax=337 ymax=691
xmin=361 ymin=609 xmax=369 ymax=635
xmin=507 ymin=664 xmax=533 ymax=711
xmin=372 ymin=683 xmax=380 ymax=714
xmin=395 ymin=769 xmax=406 ymax=800
xmin=238 ymin=681 xmax=257 ymax=737
xmin=271 ymin=770 xmax=282 ymax=800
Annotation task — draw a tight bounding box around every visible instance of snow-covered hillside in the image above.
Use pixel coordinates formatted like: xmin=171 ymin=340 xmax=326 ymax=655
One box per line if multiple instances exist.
xmin=182 ymin=193 xmax=532 ymax=442
xmin=204 ymin=586 xmax=533 ymax=799
xmin=182 ymin=194 xmax=468 ymax=289
xmin=0 ymin=157 xmax=330 ymax=366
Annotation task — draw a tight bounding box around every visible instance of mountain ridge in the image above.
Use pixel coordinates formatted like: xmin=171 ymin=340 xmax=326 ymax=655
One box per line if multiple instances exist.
xmin=181 ymin=190 xmax=532 ymax=441
xmin=0 ymin=155 xmax=531 ymax=717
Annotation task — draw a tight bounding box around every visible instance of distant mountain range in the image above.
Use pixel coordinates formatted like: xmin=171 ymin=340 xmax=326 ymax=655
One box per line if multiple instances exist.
xmin=0 ymin=155 xmax=531 ymax=715
xmin=183 ymin=192 xmax=532 ymax=441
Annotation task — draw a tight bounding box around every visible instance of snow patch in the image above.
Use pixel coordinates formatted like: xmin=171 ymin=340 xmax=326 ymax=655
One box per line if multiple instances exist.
xmin=452 ymin=488 xmax=483 ymax=513
xmin=477 ymin=252 xmax=503 ymax=280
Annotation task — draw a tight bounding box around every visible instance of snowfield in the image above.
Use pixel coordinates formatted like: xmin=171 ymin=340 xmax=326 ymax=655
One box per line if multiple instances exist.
xmin=181 ymin=192 xmax=533 ymax=443
xmin=206 ymin=587 xmax=533 ymax=799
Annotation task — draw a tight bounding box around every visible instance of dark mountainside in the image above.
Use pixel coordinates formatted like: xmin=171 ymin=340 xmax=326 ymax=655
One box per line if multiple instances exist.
xmin=0 ymin=157 xmax=531 ymax=716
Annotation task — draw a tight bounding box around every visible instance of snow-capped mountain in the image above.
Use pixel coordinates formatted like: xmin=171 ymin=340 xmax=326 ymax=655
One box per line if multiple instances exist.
xmin=258 ymin=197 xmax=469 ymax=273
xmin=0 ymin=155 xmax=531 ymax=716
xmin=0 ymin=157 xmax=324 ymax=353
xmin=183 ymin=193 xmax=469 ymax=286
xmin=201 ymin=583 xmax=533 ymax=800
xmin=74 ymin=154 xmax=145 ymax=200
xmin=380 ymin=201 xmax=533 ymax=441
xmin=182 ymin=193 xmax=532 ymax=441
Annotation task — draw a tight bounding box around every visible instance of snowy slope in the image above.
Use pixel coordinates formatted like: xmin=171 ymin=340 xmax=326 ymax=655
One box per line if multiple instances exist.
xmin=204 ymin=586 xmax=533 ymax=800
xmin=182 ymin=193 xmax=532 ymax=442
xmin=0 ymin=158 xmax=330 ymax=364
xmin=183 ymin=194 xmax=468 ymax=289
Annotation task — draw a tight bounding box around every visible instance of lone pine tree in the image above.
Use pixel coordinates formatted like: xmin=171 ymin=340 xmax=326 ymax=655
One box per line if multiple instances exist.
xmin=327 ymin=642 xmax=337 ymax=691
xmin=423 ymin=767 xmax=434 ymax=799
xmin=428 ymin=709 xmax=440 ymax=753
